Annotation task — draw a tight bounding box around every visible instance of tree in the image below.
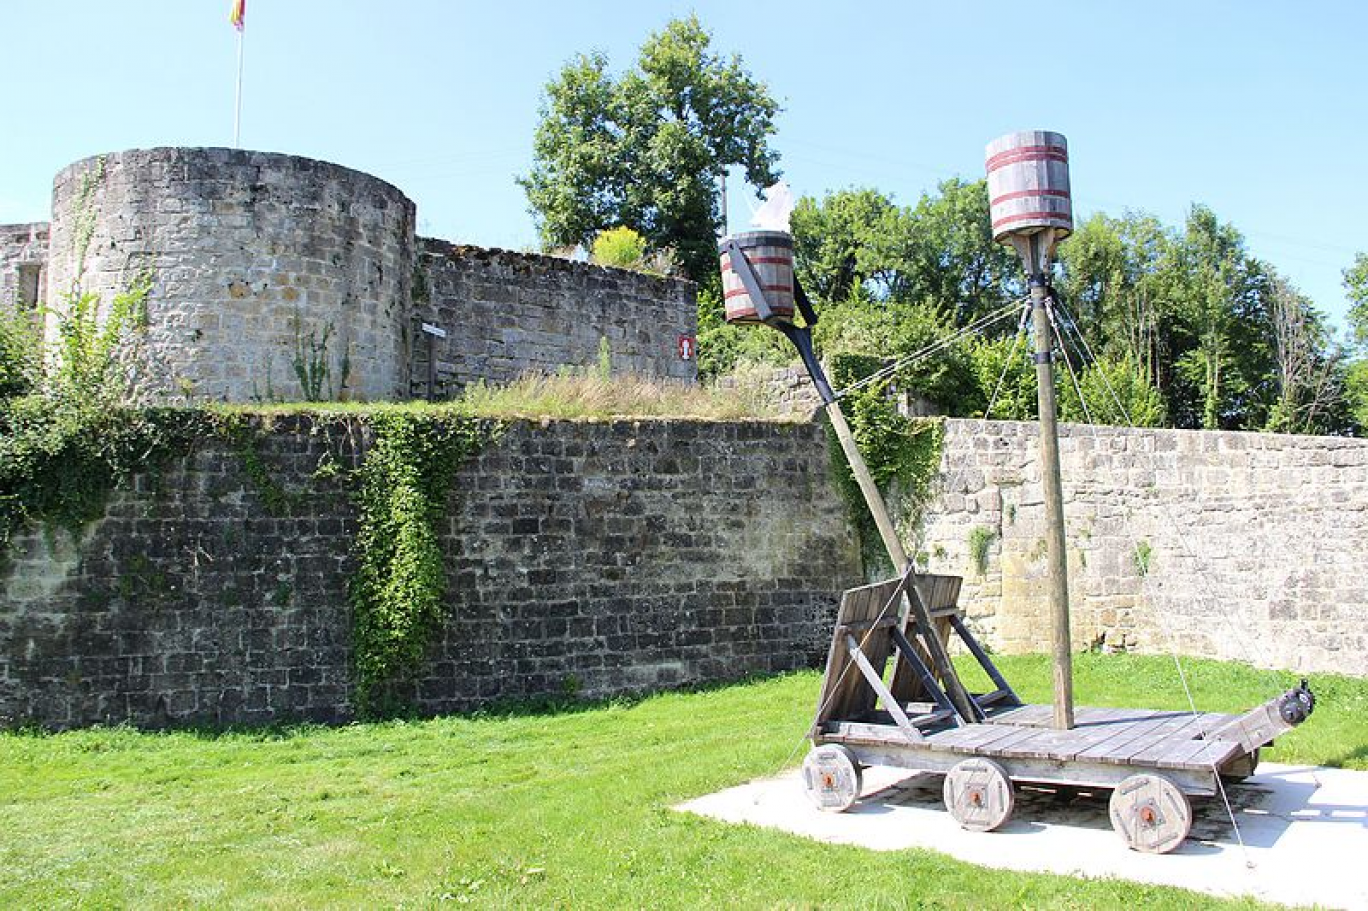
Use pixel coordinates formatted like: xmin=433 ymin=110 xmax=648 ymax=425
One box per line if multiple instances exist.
xmin=1345 ymin=252 xmax=1368 ymax=349
xmin=1262 ymin=277 xmax=1350 ymax=434
xmin=1056 ymin=211 xmax=1170 ymax=374
xmin=791 ymin=179 xmax=1019 ymax=323
xmin=790 ymin=189 xmax=894 ymax=304
xmin=1341 ymin=253 xmax=1368 ymax=432
xmin=520 ymin=16 xmax=780 ymax=285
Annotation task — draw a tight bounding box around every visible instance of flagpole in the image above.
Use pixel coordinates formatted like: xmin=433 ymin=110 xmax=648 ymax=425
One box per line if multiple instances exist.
xmin=233 ymin=23 xmax=244 ymax=147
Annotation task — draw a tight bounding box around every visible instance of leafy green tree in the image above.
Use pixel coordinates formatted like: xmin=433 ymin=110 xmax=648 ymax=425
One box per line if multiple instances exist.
xmin=813 ymin=294 xmax=980 ymax=415
xmin=791 ymin=179 xmax=1019 ymax=323
xmin=1056 ymin=212 xmax=1170 ymax=373
xmin=883 ymin=178 xmax=1020 ymax=324
xmin=1346 ymin=360 xmax=1368 ymax=431
xmin=1339 ymin=253 xmax=1368 ymax=432
xmin=965 ymin=333 xmax=1036 ymax=421
xmin=1261 ymin=276 xmax=1352 ymax=435
xmin=1057 ymin=356 xmax=1167 ymax=427
xmin=790 ymin=189 xmax=894 ymax=304
xmin=520 ymin=16 xmax=780 ymax=285
xmin=1345 ymin=252 xmax=1368 ymax=349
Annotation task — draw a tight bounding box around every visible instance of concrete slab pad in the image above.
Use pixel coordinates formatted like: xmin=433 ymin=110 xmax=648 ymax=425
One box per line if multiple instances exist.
xmin=678 ymin=762 xmax=1368 ymax=909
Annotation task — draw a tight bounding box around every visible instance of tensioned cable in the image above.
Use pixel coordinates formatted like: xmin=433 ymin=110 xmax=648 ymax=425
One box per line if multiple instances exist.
xmin=1046 ymin=293 xmax=1256 ymax=867
xmin=834 ymin=301 xmax=1024 ymax=399
xmin=1049 ymin=313 xmax=1095 ymax=425
xmin=981 ymin=305 xmax=1032 ymax=424
xmin=1048 ymin=294 xmax=1268 ymax=674
xmin=835 ymin=301 xmax=1022 ymax=398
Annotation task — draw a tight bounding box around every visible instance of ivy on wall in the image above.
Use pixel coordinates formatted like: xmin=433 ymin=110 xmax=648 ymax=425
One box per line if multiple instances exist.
xmin=348 ymin=411 xmax=499 ymax=718
xmin=1 ymin=396 xmax=500 ymax=720
xmin=0 ymin=400 xmax=213 ymax=558
xmin=826 ymin=353 xmax=945 ymax=575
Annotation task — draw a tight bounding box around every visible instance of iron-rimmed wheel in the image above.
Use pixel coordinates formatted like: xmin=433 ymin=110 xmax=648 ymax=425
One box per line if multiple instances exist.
xmin=1109 ymin=772 xmax=1193 ymax=854
xmin=943 ymin=757 xmax=1015 ymax=831
xmin=801 ymin=744 xmax=862 ymax=813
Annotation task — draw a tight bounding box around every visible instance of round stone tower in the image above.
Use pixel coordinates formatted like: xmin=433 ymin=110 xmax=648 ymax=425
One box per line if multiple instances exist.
xmin=45 ymin=147 xmax=416 ymax=402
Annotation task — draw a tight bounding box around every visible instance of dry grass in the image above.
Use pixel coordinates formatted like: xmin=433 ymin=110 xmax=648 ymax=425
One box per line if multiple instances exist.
xmin=457 ymin=372 xmax=780 ymax=421
xmin=210 ymin=374 xmax=784 ymax=422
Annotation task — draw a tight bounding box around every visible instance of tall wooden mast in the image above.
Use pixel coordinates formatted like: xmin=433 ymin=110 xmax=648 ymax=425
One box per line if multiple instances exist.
xmin=986 ymin=131 xmax=1076 ymax=730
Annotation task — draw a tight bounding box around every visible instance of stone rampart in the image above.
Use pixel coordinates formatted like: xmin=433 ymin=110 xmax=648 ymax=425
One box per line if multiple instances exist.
xmin=916 ymin=419 xmax=1368 ymax=677
xmin=7 ymin=149 xmax=700 ymax=403
xmin=412 ymin=239 xmax=697 ymax=393
xmin=44 ymin=148 xmax=417 ymax=402
xmin=0 ymin=418 xmax=858 ymax=729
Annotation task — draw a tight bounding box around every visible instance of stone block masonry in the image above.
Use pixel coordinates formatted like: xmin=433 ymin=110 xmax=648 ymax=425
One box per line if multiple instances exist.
xmin=0 ymin=418 xmax=859 ymax=729
xmin=0 ymin=222 xmax=48 ymax=311
xmin=412 ymin=239 xmax=697 ymax=392
xmin=6 ymin=147 xmax=700 ymax=404
xmin=44 ymin=148 xmax=417 ymax=402
xmin=916 ymin=419 xmax=1368 ymax=677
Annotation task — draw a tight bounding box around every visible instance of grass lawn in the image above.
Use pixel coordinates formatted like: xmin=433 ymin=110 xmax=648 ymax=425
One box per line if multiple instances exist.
xmin=1 ymin=653 xmax=1363 ymax=909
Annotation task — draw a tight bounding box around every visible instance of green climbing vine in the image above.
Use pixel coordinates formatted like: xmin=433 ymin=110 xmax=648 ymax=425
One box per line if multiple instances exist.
xmin=348 ymin=411 xmax=499 ymax=718
xmin=825 ymin=353 xmax=945 ymax=574
xmin=0 ymin=400 xmax=212 ymax=557
xmin=967 ymin=525 xmax=997 ymax=577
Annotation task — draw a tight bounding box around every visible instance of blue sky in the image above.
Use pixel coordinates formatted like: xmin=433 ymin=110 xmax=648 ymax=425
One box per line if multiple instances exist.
xmin=4 ymin=1 xmax=1365 ymax=331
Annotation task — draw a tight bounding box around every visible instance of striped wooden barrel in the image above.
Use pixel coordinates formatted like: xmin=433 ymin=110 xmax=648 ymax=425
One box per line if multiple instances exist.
xmin=719 ymin=231 xmax=796 ymax=325
xmin=984 ymin=131 xmax=1073 ymax=244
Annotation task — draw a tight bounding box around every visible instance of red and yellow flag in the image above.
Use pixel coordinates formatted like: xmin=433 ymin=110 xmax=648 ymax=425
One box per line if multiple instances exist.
xmin=229 ymin=0 xmax=246 ymax=31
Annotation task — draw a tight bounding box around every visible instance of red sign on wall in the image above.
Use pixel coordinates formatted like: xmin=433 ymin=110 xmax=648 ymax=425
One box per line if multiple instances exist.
xmin=678 ymin=335 xmax=696 ymax=361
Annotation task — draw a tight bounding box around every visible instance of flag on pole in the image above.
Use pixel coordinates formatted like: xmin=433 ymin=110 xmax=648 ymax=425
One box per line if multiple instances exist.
xmin=230 ymin=0 xmax=246 ymax=31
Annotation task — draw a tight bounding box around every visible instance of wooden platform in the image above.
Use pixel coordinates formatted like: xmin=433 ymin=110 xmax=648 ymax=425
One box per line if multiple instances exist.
xmin=818 ymin=705 xmax=1245 ymax=796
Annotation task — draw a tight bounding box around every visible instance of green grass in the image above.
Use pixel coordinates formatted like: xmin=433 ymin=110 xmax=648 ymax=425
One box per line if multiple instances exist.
xmin=2 ymin=653 xmax=1362 ymax=909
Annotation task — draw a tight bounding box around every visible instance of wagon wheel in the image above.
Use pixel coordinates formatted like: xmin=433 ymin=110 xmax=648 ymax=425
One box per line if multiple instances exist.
xmin=1221 ymin=748 xmax=1260 ymax=783
xmin=943 ymin=758 xmax=1014 ymax=832
xmin=1109 ymin=772 xmax=1193 ymax=854
xmin=801 ymin=745 xmax=862 ymax=813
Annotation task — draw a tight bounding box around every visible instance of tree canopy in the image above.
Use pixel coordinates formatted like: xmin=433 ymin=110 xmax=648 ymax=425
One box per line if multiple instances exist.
xmin=784 ymin=186 xmax=1359 ymax=436
xmin=520 ymin=16 xmax=780 ymax=284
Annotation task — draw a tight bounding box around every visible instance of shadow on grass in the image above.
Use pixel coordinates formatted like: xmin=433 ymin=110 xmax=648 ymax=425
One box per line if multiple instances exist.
xmin=0 ymin=668 xmax=817 ymax=742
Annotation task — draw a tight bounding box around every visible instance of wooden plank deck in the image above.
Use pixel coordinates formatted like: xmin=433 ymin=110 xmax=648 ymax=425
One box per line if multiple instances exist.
xmin=930 ymin=706 xmax=1243 ymax=771
xmin=826 ymin=704 xmax=1244 ymax=773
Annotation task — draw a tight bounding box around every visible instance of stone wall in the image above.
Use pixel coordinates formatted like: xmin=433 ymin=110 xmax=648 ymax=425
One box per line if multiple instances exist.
xmin=412 ymin=239 xmax=696 ymax=394
xmin=44 ymin=148 xmax=417 ymax=402
xmin=0 ymin=418 xmax=858 ymax=729
xmin=915 ymin=419 xmax=1368 ymax=677
xmin=0 ymin=222 xmax=48 ymax=310
xmin=10 ymin=149 xmax=700 ymax=403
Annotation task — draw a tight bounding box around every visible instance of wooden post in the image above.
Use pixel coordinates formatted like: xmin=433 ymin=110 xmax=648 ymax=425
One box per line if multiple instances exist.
xmin=824 ymin=402 xmax=908 ymax=569
xmin=1030 ymin=277 xmax=1075 ymax=730
xmin=824 ymin=397 xmax=978 ymax=722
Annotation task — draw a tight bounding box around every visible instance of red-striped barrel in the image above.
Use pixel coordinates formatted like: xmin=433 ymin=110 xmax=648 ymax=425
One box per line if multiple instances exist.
xmin=984 ymin=130 xmax=1073 ymax=244
xmin=719 ymin=231 xmax=796 ymax=325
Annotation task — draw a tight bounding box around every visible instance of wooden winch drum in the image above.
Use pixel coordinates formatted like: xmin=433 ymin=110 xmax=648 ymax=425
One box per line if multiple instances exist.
xmin=719 ymin=230 xmax=796 ymax=325
xmin=985 ymin=130 xmax=1073 ymax=244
